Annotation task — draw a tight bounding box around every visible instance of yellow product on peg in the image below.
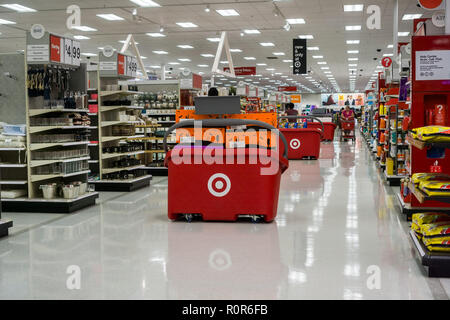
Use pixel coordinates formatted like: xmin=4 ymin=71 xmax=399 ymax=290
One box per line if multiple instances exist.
xmin=386 ymin=158 xmax=394 ymax=176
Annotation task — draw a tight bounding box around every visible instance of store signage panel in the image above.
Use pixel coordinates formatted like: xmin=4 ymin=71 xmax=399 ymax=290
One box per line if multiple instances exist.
xmin=27 ymin=44 xmax=49 ymax=62
xmin=278 ymin=86 xmax=297 ymax=92
xmin=50 ymin=35 xmax=62 ymax=63
xmin=291 ymin=95 xmax=301 ymax=103
xmin=180 ymin=78 xmax=193 ymax=89
xmin=64 ymin=38 xmax=72 ymax=65
xmin=100 ymin=61 xmax=117 ymax=71
xmin=117 ymin=54 xmax=126 ymax=75
xmin=223 ymin=66 xmax=256 ymax=76
xmin=192 ymin=74 xmax=202 ymax=89
xmin=293 ymin=39 xmax=307 ymax=75
xmin=415 ymin=50 xmax=450 ymax=81
xmin=72 ymin=40 xmax=81 ymax=66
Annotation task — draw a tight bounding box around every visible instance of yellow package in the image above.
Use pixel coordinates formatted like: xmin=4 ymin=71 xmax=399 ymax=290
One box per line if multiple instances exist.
xmin=421 ymin=222 xmax=450 ymax=238
xmin=411 ymin=222 xmax=422 ymax=239
xmin=412 ymin=212 xmax=450 ymax=226
xmin=425 ymin=240 xmax=450 ymax=252
xmin=411 ymin=173 xmax=450 ymax=185
xmin=420 ymin=181 xmax=450 ymax=196
xmin=410 ymin=126 xmax=450 ymax=142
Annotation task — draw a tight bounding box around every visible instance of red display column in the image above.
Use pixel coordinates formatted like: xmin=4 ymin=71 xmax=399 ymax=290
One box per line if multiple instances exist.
xmin=410 ymin=35 xmax=450 ymax=209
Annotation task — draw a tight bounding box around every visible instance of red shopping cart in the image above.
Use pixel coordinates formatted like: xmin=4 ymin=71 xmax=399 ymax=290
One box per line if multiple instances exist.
xmin=278 ymin=116 xmax=324 ymax=160
xmin=163 ymin=119 xmax=289 ymax=223
xmin=340 ymin=119 xmax=355 ymax=142
xmin=307 ymin=122 xmax=337 ymax=141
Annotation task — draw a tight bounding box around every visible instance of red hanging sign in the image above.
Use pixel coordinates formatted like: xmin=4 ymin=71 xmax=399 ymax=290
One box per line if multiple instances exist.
xmin=223 ymin=66 xmax=256 ymax=76
xmin=50 ymin=35 xmax=62 ymax=63
xmin=117 ymin=54 xmax=125 ymax=75
xmin=278 ymin=86 xmax=297 ymax=92
xmin=418 ymin=0 xmax=444 ymax=10
xmin=381 ymin=57 xmax=392 ymax=68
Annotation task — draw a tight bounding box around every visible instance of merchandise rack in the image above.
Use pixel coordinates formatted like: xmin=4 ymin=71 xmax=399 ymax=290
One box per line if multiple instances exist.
xmin=86 ymin=64 xmax=100 ymax=180
xmin=0 ymin=169 xmax=13 ymax=237
xmin=2 ymin=32 xmax=99 ymax=213
xmin=90 ymin=50 xmax=152 ymax=191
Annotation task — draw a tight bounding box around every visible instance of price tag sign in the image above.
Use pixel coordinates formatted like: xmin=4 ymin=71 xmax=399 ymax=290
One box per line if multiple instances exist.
xmin=64 ymin=38 xmax=73 ymax=65
xmin=430 ymin=161 xmax=442 ymax=173
xmin=72 ymin=40 xmax=81 ymax=66
xmin=126 ymin=55 xmax=132 ymax=77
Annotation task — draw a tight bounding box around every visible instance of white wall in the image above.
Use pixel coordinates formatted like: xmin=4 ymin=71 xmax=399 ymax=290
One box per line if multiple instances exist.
xmin=300 ymin=93 xmax=322 ymax=108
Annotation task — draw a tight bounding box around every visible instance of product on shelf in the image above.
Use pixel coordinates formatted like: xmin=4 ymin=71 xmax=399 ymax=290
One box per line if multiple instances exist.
xmin=410 ymin=126 xmax=450 ymax=142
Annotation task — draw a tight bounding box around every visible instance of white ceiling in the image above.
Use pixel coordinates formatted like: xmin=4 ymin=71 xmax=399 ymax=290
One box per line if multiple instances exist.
xmin=0 ymin=0 xmax=426 ymax=93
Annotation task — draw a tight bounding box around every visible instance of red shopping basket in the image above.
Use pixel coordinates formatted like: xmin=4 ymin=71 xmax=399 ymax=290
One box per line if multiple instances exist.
xmin=164 ymin=119 xmax=289 ymax=223
xmin=308 ymin=122 xmax=337 ymax=141
xmin=278 ymin=116 xmax=324 ymax=160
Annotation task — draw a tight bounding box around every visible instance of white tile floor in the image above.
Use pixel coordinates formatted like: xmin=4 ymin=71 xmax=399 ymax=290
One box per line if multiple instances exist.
xmin=0 ymin=134 xmax=449 ymax=299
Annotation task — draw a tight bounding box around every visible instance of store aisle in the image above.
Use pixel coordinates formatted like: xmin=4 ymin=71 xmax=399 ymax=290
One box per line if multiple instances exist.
xmin=0 ymin=135 xmax=449 ymax=299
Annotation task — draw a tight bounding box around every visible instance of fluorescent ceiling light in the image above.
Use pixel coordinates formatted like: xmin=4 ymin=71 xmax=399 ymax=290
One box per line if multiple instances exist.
xmin=321 ymin=67 xmax=330 ymax=70
xmin=244 ymin=57 xmax=256 ymax=60
xmin=244 ymin=29 xmax=260 ymax=34
xmin=216 ymin=9 xmax=239 ymax=16
xmin=347 ymin=50 xmax=359 ymax=54
xmin=312 ymin=55 xmax=323 ymax=59
xmin=387 ymin=44 xmax=393 ymax=48
xmin=96 ymin=14 xmax=124 ymax=21
xmin=273 ymin=52 xmax=285 ymax=56
xmin=345 ymin=25 xmax=362 ymax=31
xmin=283 ymin=59 xmax=293 ymax=63
xmin=286 ymin=18 xmax=306 ymax=24
xmin=308 ymin=47 xmax=319 ymax=51
xmin=176 ymin=22 xmax=198 ymax=28
xmin=72 ymin=26 xmax=97 ymax=32
xmin=201 ymin=54 xmax=214 ymax=57
xmin=266 ymin=68 xmax=276 ymax=71
xmin=402 ymin=14 xmax=422 ymax=20
xmin=168 ymin=62 xmax=180 ymax=65
xmin=383 ymin=53 xmax=393 ymax=57
xmin=230 ymin=48 xmax=242 ymax=52
xmin=149 ymin=65 xmax=161 ymax=68
xmin=398 ymin=32 xmax=410 ymax=36
xmin=178 ymin=45 xmax=194 ymax=49
xmin=220 ymin=61 xmax=228 ymax=64
xmin=346 ymin=40 xmax=360 ymax=44
xmin=317 ymin=62 xmax=327 ymax=65
xmin=140 ymin=56 xmax=147 ymax=59
xmin=344 ymin=4 xmax=364 ymax=12
xmin=1 ymin=4 xmax=36 ymax=12
xmin=82 ymin=53 xmax=97 ymax=57
xmin=257 ymin=63 xmax=267 ymax=66
xmin=260 ymin=42 xmax=275 ymax=46
xmin=73 ymin=35 xmax=90 ymax=40
xmin=178 ymin=58 xmax=191 ymax=62
xmin=129 ymin=0 xmax=160 ymax=7
xmin=207 ymin=37 xmax=221 ymax=42
xmin=299 ymin=35 xmax=314 ymax=39
xmin=324 ymin=71 xmax=332 ymax=74
xmin=348 ymin=58 xmax=358 ymax=61
xmin=119 ymin=40 xmax=139 ymax=44
xmin=147 ymin=33 xmax=166 ymax=37
xmin=153 ymin=50 xmax=168 ymax=54
xmin=197 ymin=64 xmax=209 ymax=67
xmin=349 ymin=64 xmax=358 ymax=67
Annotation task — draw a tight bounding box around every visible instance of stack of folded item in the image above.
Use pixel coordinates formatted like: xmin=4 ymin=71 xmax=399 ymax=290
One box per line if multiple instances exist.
xmin=410 ymin=126 xmax=450 ymax=143
xmin=411 ymin=213 xmax=450 ymax=252
xmin=411 ymin=173 xmax=450 ymax=197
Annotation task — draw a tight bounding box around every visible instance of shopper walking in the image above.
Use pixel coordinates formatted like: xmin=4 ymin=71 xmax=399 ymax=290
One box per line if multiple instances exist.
xmin=285 ymin=103 xmax=298 ymax=123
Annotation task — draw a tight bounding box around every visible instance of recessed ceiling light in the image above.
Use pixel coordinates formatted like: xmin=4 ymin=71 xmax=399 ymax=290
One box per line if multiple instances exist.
xmin=321 ymin=67 xmax=330 ymax=70
xmin=207 ymin=37 xmax=221 ymax=42
xmin=308 ymin=47 xmax=319 ymax=51
xmin=72 ymin=26 xmax=97 ymax=32
xmin=266 ymin=68 xmax=276 ymax=71
xmin=347 ymin=50 xmax=359 ymax=54
xmin=0 ymin=18 xmax=15 ymax=24
xmin=73 ymin=35 xmax=90 ymax=40
xmin=387 ymin=44 xmax=394 ymax=48
xmin=220 ymin=61 xmax=229 ymax=64
xmin=346 ymin=40 xmax=360 ymax=44
xmin=168 ymin=62 xmax=180 ymax=65
xmin=398 ymin=32 xmax=410 ymax=36
xmin=324 ymin=71 xmax=332 ymax=74
xmin=383 ymin=53 xmax=393 ymax=57
xmin=402 ymin=14 xmax=422 ymax=20
xmin=96 ymin=14 xmax=124 ymax=21
xmin=177 ymin=22 xmax=198 ymax=28
xmin=216 ymin=9 xmax=239 ymax=16
xmin=201 ymin=54 xmax=214 ymax=57
xmin=146 ymin=33 xmax=166 ymax=37
xmin=244 ymin=57 xmax=256 ymax=60
xmin=82 ymin=53 xmax=97 ymax=57
xmin=273 ymin=52 xmax=285 ymax=56
xmin=317 ymin=62 xmax=327 ymax=65
xmin=153 ymin=50 xmax=168 ymax=54
xmin=345 ymin=25 xmax=362 ymax=31
xmin=299 ymin=35 xmax=314 ymax=39
xmin=140 ymin=56 xmax=147 ymax=59
xmin=1 ymin=4 xmax=36 ymax=12
xmin=257 ymin=63 xmax=267 ymax=66
xmin=312 ymin=55 xmax=323 ymax=59
xmin=197 ymin=64 xmax=209 ymax=67
xmin=244 ymin=29 xmax=260 ymax=34
xmin=260 ymin=42 xmax=275 ymax=46
xmin=286 ymin=18 xmax=306 ymax=24
xmin=178 ymin=58 xmax=191 ymax=62
xmin=129 ymin=0 xmax=160 ymax=7
xmin=178 ymin=45 xmax=194 ymax=49
xmin=283 ymin=59 xmax=293 ymax=63
xmin=344 ymin=4 xmax=364 ymax=12
xmin=230 ymin=48 xmax=242 ymax=52
xmin=348 ymin=57 xmax=359 ymax=61
xmin=349 ymin=64 xmax=358 ymax=67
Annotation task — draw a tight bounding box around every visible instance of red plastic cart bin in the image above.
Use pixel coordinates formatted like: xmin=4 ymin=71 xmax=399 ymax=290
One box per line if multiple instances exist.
xmin=340 ymin=119 xmax=355 ymax=142
xmin=278 ymin=116 xmax=324 ymax=160
xmin=164 ymin=119 xmax=289 ymax=223
xmin=308 ymin=122 xmax=337 ymax=141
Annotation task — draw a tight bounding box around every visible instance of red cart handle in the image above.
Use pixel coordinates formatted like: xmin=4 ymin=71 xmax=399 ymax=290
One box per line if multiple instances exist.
xmin=278 ymin=115 xmax=325 ymax=138
xmin=163 ymin=119 xmax=289 ymax=160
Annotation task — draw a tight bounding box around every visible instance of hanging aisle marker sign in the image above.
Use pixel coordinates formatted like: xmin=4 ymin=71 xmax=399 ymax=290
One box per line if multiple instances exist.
xmin=382 ymin=57 xmax=393 ymax=68
xmin=211 ymin=31 xmax=236 ymax=78
xmin=418 ymin=0 xmax=445 ymax=10
xmin=293 ymin=39 xmax=307 ymax=75
xmin=120 ymin=34 xmax=148 ymax=79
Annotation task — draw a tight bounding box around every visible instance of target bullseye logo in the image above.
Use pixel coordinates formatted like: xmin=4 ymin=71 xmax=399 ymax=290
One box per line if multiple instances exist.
xmin=207 ymin=173 xmax=231 ymax=197
xmin=290 ymin=139 xmax=301 ymax=150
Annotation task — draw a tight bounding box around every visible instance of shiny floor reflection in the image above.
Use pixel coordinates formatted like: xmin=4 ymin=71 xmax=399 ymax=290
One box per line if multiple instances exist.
xmin=0 ymin=136 xmax=449 ymax=299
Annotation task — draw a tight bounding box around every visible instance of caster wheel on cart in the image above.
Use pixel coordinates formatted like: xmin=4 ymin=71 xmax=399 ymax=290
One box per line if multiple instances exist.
xmin=251 ymin=215 xmax=263 ymax=223
xmin=185 ymin=214 xmax=193 ymax=223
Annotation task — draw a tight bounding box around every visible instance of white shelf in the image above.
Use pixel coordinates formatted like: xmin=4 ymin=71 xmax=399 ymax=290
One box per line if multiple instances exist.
xmin=101 ymin=121 xmax=142 ymax=127
xmin=102 ymin=165 xmax=145 ymax=174
xmin=0 ymin=163 xmax=27 ymax=168
xmin=30 ymin=126 xmax=96 ymax=134
xmin=101 ymin=106 xmax=144 ymax=112
xmin=31 ymin=170 xmax=91 ymax=183
xmin=102 ymin=150 xmax=144 ymax=160
xmin=101 ymin=135 xmax=144 ymax=142
xmin=0 ymin=147 xmax=26 ymax=151
xmin=0 ymin=180 xmax=27 ymax=185
xmin=30 ymin=156 xmax=90 ymax=168
xmin=30 ymin=141 xmax=90 ymax=151
xmin=3 ymin=192 xmax=99 ymax=203
xmin=88 ymin=160 xmax=99 ymax=164
xmin=89 ymin=175 xmax=151 ymax=184
xmin=100 ymin=90 xmax=143 ymax=97
xmin=28 ymin=109 xmax=89 ymax=116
